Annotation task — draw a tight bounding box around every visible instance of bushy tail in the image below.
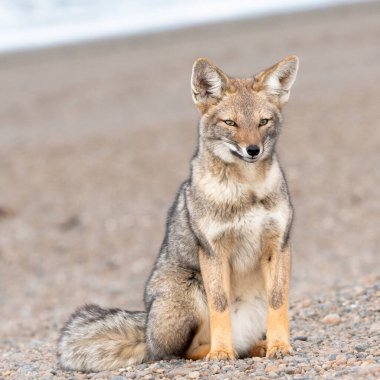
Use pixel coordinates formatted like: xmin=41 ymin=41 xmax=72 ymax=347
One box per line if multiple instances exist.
xmin=58 ymin=304 xmax=148 ymax=372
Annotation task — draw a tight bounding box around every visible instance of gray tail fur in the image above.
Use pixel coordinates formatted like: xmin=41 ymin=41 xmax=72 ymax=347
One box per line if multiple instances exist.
xmin=58 ymin=304 xmax=148 ymax=372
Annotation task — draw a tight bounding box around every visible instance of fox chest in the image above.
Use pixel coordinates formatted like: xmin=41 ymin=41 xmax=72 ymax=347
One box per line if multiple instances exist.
xmin=198 ymin=204 xmax=286 ymax=272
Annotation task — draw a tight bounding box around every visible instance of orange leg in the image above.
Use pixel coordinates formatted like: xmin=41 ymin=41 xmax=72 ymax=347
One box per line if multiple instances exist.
xmin=198 ymin=248 xmax=236 ymax=360
xmin=261 ymin=244 xmax=293 ymax=358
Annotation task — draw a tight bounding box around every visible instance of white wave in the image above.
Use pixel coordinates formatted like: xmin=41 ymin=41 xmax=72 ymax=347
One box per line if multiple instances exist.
xmin=0 ymin=0 xmax=360 ymax=52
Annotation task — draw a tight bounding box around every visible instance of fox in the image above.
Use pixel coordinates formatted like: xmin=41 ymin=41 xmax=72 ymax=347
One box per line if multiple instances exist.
xmin=58 ymin=55 xmax=299 ymax=372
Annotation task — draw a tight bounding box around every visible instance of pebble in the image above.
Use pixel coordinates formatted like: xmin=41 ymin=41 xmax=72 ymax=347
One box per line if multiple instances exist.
xmin=336 ymin=354 xmax=347 ymax=365
xmin=265 ymin=364 xmax=279 ymax=372
xmin=124 ymin=373 xmax=137 ymax=379
xmin=284 ymin=367 xmax=296 ymax=374
xmin=188 ymin=371 xmax=200 ymax=379
xmin=210 ymin=364 xmax=220 ymax=374
xmin=168 ymin=368 xmax=188 ymax=377
xmin=369 ymin=322 xmax=380 ymax=333
xmin=354 ymin=343 xmax=368 ymax=352
xmin=321 ymin=313 xmax=341 ymax=325
xmin=152 ymin=367 xmax=165 ymax=373
xmin=293 ymin=336 xmax=308 ymax=341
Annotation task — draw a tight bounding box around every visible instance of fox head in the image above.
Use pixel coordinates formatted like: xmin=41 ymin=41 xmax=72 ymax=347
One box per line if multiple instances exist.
xmin=191 ymin=56 xmax=299 ymax=163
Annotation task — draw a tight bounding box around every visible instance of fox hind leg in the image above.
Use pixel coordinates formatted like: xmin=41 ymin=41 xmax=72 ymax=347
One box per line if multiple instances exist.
xmin=186 ymin=344 xmax=211 ymax=360
xmin=145 ymin=271 xmax=207 ymax=361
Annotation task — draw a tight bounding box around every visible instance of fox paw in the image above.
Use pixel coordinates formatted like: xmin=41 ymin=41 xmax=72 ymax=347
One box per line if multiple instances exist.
xmin=206 ymin=349 xmax=236 ymax=361
xmin=250 ymin=340 xmax=267 ymax=357
xmin=266 ymin=341 xmax=293 ymax=359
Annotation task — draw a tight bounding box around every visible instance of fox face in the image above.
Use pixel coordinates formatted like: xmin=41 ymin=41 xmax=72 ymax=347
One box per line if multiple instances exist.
xmin=191 ymin=57 xmax=299 ymax=163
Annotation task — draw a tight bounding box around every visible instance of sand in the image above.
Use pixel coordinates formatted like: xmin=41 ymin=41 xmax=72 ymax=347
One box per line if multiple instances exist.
xmin=0 ymin=1 xmax=379 ymax=379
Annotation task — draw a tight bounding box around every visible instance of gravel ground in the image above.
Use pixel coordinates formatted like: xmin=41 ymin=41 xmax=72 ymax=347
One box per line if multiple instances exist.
xmin=1 ymin=281 xmax=379 ymax=379
xmin=1 ymin=2 xmax=380 ymax=379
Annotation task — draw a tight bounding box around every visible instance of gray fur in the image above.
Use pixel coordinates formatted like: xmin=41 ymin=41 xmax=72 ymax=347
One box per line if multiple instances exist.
xmin=58 ymin=305 xmax=147 ymax=371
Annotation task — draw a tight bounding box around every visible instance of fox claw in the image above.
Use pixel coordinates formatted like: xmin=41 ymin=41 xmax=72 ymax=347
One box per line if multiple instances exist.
xmin=266 ymin=341 xmax=293 ymax=359
xmin=206 ymin=349 xmax=236 ymax=361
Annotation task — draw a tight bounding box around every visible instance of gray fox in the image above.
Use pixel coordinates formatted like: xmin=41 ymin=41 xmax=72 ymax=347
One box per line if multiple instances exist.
xmin=58 ymin=56 xmax=299 ymax=371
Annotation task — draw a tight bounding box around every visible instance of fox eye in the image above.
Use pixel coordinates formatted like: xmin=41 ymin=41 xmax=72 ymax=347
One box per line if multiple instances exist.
xmin=259 ymin=118 xmax=269 ymax=126
xmin=224 ymin=120 xmax=236 ymax=126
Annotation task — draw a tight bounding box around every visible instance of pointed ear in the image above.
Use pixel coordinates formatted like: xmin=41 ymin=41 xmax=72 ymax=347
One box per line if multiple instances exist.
xmin=257 ymin=56 xmax=299 ymax=105
xmin=191 ymin=58 xmax=229 ymax=108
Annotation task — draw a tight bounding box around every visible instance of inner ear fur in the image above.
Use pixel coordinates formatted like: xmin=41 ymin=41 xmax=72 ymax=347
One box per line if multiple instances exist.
xmin=191 ymin=58 xmax=230 ymax=109
xmin=255 ymin=56 xmax=299 ymax=105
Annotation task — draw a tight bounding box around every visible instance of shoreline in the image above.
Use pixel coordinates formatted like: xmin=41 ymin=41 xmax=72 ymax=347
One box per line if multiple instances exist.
xmin=0 ymin=1 xmax=370 ymax=58
xmin=0 ymin=0 xmax=363 ymax=55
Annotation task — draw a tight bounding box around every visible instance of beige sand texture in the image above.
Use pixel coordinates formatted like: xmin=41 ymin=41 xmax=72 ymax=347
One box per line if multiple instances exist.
xmin=0 ymin=1 xmax=379 ymax=378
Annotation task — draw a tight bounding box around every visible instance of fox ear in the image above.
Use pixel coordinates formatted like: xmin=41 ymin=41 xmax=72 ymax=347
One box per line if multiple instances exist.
xmin=258 ymin=56 xmax=299 ymax=104
xmin=191 ymin=58 xmax=229 ymax=108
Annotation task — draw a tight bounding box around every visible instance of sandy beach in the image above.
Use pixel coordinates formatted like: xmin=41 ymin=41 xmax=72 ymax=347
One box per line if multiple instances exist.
xmin=0 ymin=1 xmax=379 ymax=379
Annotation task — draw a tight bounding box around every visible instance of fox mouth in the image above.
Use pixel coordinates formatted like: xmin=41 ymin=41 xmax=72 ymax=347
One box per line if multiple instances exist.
xmin=219 ymin=139 xmax=262 ymax=163
xmin=231 ymin=150 xmax=261 ymax=163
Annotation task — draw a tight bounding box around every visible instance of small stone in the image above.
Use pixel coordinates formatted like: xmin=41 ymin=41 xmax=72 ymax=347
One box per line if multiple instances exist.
xmin=321 ymin=313 xmax=341 ymax=325
xmin=300 ymin=298 xmax=312 ymax=308
xmin=285 ymin=367 xmax=296 ymax=374
xmin=168 ymin=368 xmax=187 ymax=377
xmin=135 ymin=371 xmax=148 ymax=378
xmin=265 ymin=365 xmax=279 ymax=372
xmin=362 ymin=360 xmax=376 ymax=365
xmin=358 ymin=364 xmax=380 ymax=374
xmin=369 ymin=322 xmax=380 ymax=333
xmin=355 ymin=343 xmax=368 ymax=352
xmin=111 ymin=377 xmax=125 ymax=380
xmin=210 ymin=364 xmax=220 ymax=374
xmin=125 ymin=373 xmax=137 ymax=379
xmin=188 ymin=371 xmax=200 ymax=379
xmin=293 ymin=336 xmax=308 ymax=341
xmin=336 ymin=354 xmax=347 ymax=365
xmin=329 ymin=354 xmax=337 ymax=360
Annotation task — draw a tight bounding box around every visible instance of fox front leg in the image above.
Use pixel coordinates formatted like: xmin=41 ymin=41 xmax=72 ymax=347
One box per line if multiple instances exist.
xmin=260 ymin=240 xmax=293 ymax=358
xmin=198 ymin=247 xmax=236 ymax=360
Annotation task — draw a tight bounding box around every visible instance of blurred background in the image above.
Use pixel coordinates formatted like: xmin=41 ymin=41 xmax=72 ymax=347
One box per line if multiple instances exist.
xmin=0 ymin=0 xmax=379 ymax=363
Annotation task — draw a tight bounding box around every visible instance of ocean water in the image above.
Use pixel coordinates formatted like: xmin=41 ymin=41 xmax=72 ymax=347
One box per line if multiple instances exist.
xmin=0 ymin=0 xmax=359 ymax=52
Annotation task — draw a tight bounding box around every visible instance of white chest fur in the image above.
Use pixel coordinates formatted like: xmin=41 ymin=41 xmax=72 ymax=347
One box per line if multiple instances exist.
xmin=231 ymin=268 xmax=267 ymax=354
xmin=196 ymin=160 xmax=290 ymax=271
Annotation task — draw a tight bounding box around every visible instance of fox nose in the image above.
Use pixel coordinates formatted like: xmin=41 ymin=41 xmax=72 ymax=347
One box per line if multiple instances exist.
xmin=246 ymin=145 xmax=261 ymax=157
